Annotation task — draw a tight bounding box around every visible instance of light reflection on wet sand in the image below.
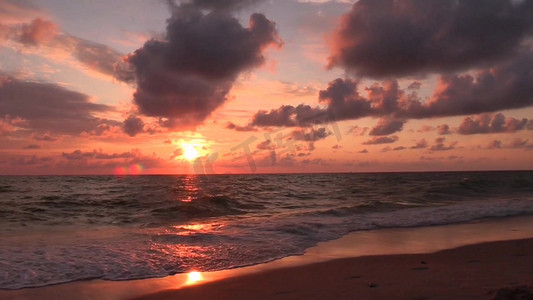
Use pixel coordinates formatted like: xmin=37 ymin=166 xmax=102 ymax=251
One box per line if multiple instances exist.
xmin=3 ymin=215 xmax=533 ymax=300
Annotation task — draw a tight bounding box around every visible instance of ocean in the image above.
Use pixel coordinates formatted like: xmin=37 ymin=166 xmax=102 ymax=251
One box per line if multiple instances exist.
xmin=1 ymin=171 xmax=533 ymax=290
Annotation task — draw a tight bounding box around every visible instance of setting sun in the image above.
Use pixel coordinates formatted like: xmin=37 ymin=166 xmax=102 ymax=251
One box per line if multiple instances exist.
xmin=182 ymin=142 xmax=200 ymax=161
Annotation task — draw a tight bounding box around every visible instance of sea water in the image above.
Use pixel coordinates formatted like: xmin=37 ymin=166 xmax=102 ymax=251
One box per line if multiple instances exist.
xmin=1 ymin=171 xmax=533 ymax=289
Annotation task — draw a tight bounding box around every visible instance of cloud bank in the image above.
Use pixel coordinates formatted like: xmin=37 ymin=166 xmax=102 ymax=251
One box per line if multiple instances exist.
xmin=0 ymin=76 xmax=118 ymax=136
xmin=328 ymin=0 xmax=533 ymax=78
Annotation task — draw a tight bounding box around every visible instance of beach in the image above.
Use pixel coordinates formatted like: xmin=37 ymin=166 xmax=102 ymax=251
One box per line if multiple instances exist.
xmin=3 ymin=214 xmax=533 ymax=300
xmin=134 ymin=238 xmax=533 ymax=300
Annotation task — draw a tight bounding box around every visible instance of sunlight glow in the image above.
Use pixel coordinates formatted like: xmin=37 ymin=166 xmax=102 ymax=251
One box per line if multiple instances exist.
xmin=182 ymin=142 xmax=200 ymax=161
xmin=186 ymin=271 xmax=203 ymax=284
xmin=171 ymin=135 xmax=212 ymax=162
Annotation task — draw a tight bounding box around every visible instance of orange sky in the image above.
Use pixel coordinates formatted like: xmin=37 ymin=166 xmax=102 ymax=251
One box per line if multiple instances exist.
xmin=0 ymin=0 xmax=532 ymax=175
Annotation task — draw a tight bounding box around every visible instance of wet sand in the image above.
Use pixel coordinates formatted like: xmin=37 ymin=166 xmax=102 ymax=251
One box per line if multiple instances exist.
xmin=3 ymin=215 xmax=533 ymax=300
xmin=133 ymin=238 xmax=533 ymax=300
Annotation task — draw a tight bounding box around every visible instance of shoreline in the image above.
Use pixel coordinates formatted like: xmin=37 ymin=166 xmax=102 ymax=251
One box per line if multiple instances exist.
xmin=3 ymin=215 xmax=533 ymax=299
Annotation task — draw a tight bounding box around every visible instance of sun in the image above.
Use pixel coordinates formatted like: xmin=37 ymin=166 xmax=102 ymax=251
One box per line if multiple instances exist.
xmin=182 ymin=142 xmax=200 ymax=161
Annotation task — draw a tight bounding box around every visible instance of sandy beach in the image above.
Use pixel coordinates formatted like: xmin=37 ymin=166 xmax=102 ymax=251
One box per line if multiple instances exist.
xmin=134 ymin=238 xmax=533 ymax=300
xmin=3 ymin=215 xmax=533 ymax=300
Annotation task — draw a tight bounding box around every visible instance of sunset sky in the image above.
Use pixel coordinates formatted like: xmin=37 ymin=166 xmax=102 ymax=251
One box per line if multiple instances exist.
xmin=1 ymin=0 xmax=532 ymax=175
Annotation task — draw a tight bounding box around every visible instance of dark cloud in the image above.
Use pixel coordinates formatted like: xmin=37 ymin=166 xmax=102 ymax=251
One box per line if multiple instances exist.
xmin=358 ymin=149 xmax=368 ymax=154
xmin=437 ymin=124 xmax=451 ymax=135
xmin=187 ymin=0 xmax=261 ymax=11
xmin=23 ymin=144 xmax=40 ymax=149
xmin=362 ymin=135 xmax=398 ymax=145
xmin=120 ymin=3 xmax=281 ymax=128
xmin=410 ymin=139 xmax=428 ymax=149
xmin=289 ymin=127 xmax=330 ymax=141
xmin=245 ymin=51 xmax=533 ymax=128
xmin=328 ymin=0 xmax=533 ymax=78
xmin=226 ymin=121 xmax=257 ymax=131
xmin=69 ymin=37 xmax=124 ymax=77
xmin=369 ymin=118 xmax=405 ymax=136
xmin=62 ymin=149 xmax=138 ymax=160
xmin=249 ymin=79 xmax=377 ymax=127
xmin=123 ymin=115 xmax=145 ymax=137
xmin=256 ymin=139 xmax=274 ymax=150
xmin=0 ymin=76 xmax=118 ymax=136
xmin=332 ymin=144 xmax=342 ymax=149
xmin=429 ymin=137 xmax=457 ymax=151
xmin=250 ymin=104 xmax=322 ymax=127
xmin=458 ymin=113 xmax=530 ymax=135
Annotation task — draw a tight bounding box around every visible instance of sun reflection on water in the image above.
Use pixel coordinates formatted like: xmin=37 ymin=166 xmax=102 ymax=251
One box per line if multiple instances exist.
xmin=178 ymin=175 xmax=200 ymax=202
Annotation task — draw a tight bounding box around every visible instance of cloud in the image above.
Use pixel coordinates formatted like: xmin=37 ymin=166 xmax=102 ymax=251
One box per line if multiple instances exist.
xmin=486 ymin=140 xmax=503 ymax=149
xmin=393 ymin=146 xmax=406 ymax=151
xmin=226 ymin=121 xmax=257 ymax=131
xmin=508 ymin=138 xmax=532 ymax=149
xmin=170 ymin=148 xmax=184 ymax=160
xmin=280 ymin=82 xmax=318 ymax=97
xmin=0 ymin=76 xmax=118 ymax=136
xmin=410 ymin=139 xmax=428 ymax=149
xmin=362 ymin=135 xmax=398 ymax=145
xmin=347 ymin=125 xmax=368 ymax=136
xmin=119 ymin=2 xmax=282 ymax=128
xmin=244 ymin=51 xmax=533 ymax=128
xmin=188 ymin=0 xmax=261 ymax=10
xmin=256 ymin=139 xmax=274 ymax=150
xmin=429 ymin=137 xmax=457 ymax=151
xmin=328 ymin=0 xmax=533 ymax=78
xmin=437 ymin=124 xmax=451 ymax=135
xmin=250 ymin=104 xmax=323 ymax=127
xmin=32 ymin=132 xmax=57 ymax=142
xmin=289 ymin=127 xmax=330 ymax=141
xmin=5 ymin=18 xmax=123 ymax=77
xmin=61 ymin=149 xmax=134 ymax=160
xmin=123 ymin=115 xmax=145 ymax=137
xmin=18 ymin=18 xmax=57 ymax=45
xmin=457 ymin=113 xmax=530 ymax=135
xmin=23 ymin=144 xmax=40 ymax=149
xmin=369 ymin=118 xmax=405 ymax=136
xmin=486 ymin=138 xmax=533 ymax=150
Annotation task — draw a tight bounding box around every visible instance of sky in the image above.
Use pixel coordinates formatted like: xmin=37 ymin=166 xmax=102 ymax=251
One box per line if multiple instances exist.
xmin=0 ymin=0 xmax=532 ymax=175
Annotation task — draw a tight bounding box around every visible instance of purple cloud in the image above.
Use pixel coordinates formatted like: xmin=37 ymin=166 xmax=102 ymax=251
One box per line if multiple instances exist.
xmin=369 ymin=118 xmax=405 ymax=136
xmin=328 ymin=0 xmax=533 ymax=78
xmin=362 ymin=135 xmax=399 ymax=145
xmin=458 ymin=113 xmax=530 ymax=135
xmin=0 ymin=76 xmax=118 ymax=136
xmin=123 ymin=115 xmax=145 ymax=137
xmin=429 ymin=137 xmax=457 ymax=151
xmin=410 ymin=139 xmax=428 ymax=149
xmin=119 ymin=2 xmax=282 ymax=128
